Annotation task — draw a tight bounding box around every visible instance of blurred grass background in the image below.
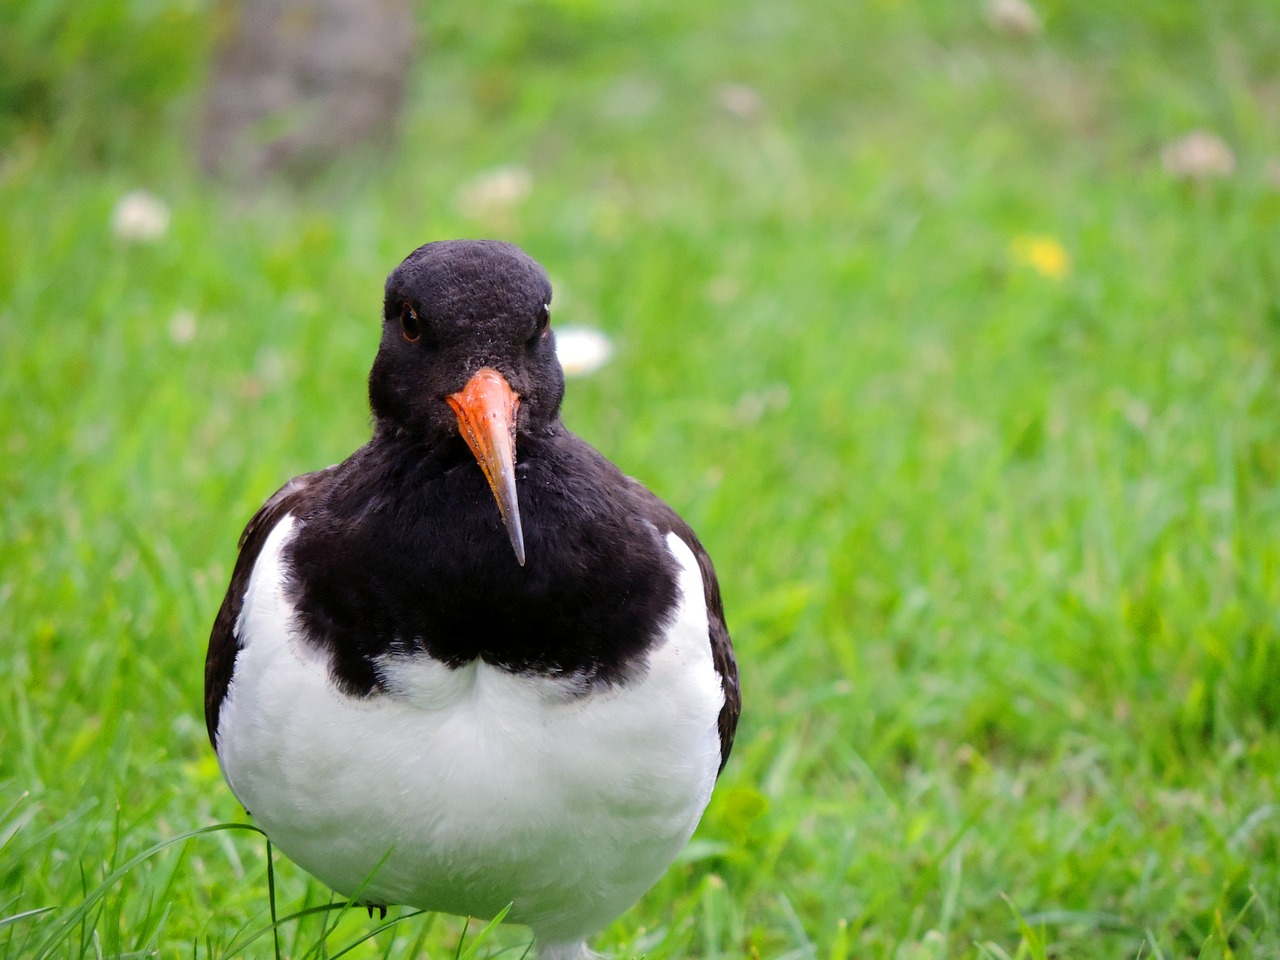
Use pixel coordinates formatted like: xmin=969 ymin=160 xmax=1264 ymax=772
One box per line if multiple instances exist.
xmin=2 ymin=0 xmax=1280 ymax=957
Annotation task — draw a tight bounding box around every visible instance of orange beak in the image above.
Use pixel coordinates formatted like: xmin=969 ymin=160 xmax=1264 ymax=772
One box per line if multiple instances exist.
xmin=446 ymin=367 xmax=526 ymax=565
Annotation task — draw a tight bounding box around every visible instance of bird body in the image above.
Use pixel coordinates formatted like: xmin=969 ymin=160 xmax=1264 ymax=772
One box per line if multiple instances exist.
xmin=206 ymin=240 xmax=739 ymax=958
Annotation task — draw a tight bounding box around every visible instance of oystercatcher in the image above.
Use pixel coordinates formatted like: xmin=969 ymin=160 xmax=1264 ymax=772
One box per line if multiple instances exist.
xmin=205 ymin=240 xmax=740 ymax=959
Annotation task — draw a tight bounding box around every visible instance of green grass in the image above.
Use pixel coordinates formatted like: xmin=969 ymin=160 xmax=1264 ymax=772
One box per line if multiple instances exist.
xmin=3 ymin=0 xmax=1280 ymax=956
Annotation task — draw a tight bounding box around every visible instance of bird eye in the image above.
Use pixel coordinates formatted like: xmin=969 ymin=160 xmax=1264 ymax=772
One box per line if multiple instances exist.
xmin=400 ymin=303 xmax=421 ymax=343
xmin=533 ymin=304 xmax=551 ymax=340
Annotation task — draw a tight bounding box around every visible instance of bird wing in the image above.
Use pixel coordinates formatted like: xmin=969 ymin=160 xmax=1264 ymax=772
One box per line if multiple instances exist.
xmin=204 ymin=466 xmax=338 ymax=747
xmin=632 ymin=481 xmax=741 ymax=775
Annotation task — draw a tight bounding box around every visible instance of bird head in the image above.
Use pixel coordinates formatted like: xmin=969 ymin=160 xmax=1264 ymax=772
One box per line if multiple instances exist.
xmin=369 ymin=240 xmax=566 ymax=565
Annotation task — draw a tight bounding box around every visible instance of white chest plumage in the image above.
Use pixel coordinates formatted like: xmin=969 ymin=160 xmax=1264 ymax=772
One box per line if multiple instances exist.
xmin=215 ymin=514 xmax=725 ymax=946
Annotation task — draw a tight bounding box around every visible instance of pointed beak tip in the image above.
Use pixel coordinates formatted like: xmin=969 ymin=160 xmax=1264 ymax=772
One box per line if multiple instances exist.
xmin=508 ymin=519 xmax=527 ymax=567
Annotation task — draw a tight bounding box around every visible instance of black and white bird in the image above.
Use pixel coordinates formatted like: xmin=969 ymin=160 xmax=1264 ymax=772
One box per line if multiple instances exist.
xmin=205 ymin=240 xmax=740 ymax=960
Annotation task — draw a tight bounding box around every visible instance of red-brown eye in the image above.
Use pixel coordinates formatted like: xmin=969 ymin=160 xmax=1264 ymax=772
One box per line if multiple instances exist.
xmin=401 ymin=303 xmax=421 ymax=343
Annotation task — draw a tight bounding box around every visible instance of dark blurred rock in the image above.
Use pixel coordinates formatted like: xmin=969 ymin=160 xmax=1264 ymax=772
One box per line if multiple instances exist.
xmin=198 ymin=0 xmax=416 ymax=180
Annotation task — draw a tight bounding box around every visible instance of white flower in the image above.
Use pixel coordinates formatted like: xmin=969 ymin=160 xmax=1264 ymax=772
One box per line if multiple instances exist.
xmin=169 ymin=309 xmax=198 ymax=345
xmin=456 ymin=166 xmax=533 ymax=221
xmin=554 ymin=326 xmax=613 ymax=377
xmin=714 ymin=83 xmax=763 ymax=120
xmin=1162 ymin=131 xmax=1236 ymax=180
xmin=111 ymin=190 xmax=170 ymax=242
xmin=985 ymin=0 xmax=1042 ymax=38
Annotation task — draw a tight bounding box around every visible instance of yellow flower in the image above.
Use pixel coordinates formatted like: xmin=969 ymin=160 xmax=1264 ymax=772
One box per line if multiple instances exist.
xmin=1010 ymin=234 xmax=1070 ymax=279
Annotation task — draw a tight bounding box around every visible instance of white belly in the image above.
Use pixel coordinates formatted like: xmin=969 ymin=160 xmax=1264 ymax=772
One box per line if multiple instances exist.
xmin=215 ymin=515 xmax=724 ymax=943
